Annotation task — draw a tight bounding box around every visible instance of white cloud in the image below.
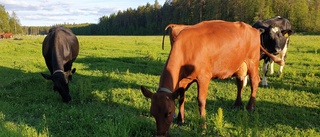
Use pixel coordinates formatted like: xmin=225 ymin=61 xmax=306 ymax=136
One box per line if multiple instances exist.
xmin=0 ymin=0 xmax=166 ymax=26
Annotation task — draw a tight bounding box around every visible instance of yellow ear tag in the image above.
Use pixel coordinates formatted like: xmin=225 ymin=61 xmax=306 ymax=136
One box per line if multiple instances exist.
xmin=284 ymin=33 xmax=289 ymax=37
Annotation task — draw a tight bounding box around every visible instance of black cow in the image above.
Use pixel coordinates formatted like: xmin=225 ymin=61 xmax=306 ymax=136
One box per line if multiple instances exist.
xmin=41 ymin=27 xmax=79 ymax=102
xmin=253 ymin=16 xmax=293 ymax=86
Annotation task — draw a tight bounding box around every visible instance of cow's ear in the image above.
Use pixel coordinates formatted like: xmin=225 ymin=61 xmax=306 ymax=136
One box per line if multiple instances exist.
xmin=140 ymin=86 xmax=154 ymax=98
xmin=258 ymin=28 xmax=265 ymax=34
xmin=41 ymin=73 xmax=52 ymax=80
xmin=172 ymin=88 xmax=185 ymax=100
xmin=71 ymin=68 xmax=76 ymax=74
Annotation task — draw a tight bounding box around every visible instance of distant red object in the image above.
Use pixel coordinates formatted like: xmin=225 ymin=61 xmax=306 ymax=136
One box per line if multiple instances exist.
xmin=0 ymin=32 xmax=13 ymax=39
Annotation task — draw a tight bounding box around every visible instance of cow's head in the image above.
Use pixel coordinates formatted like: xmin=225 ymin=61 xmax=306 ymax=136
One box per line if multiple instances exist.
xmin=263 ymin=25 xmax=293 ymax=54
xmin=140 ymin=86 xmax=184 ymax=136
xmin=41 ymin=68 xmax=76 ymax=102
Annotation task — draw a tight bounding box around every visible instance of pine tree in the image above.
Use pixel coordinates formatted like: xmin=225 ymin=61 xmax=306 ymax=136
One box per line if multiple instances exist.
xmin=9 ymin=11 xmax=23 ymax=34
xmin=0 ymin=5 xmax=10 ymax=32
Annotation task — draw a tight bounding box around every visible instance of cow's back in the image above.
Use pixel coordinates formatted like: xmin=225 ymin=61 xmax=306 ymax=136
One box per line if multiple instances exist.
xmin=169 ymin=21 xmax=261 ymax=79
xmin=42 ymin=27 xmax=79 ymax=73
xmin=253 ymin=17 xmax=292 ymax=30
xmin=54 ymin=28 xmax=79 ymax=62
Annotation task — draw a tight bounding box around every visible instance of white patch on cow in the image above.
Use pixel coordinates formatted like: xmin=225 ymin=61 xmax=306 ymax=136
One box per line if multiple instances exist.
xmin=262 ymin=62 xmax=269 ymax=86
xmin=271 ymin=27 xmax=280 ymax=33
xmin=270 ymin=60 xmax=275 ymax=74
xmin=243 ymin=75 xmax=248 ymax=87
xmin=278 ymin=38 xmax=289 ymax=73
xmin=261 ymin=76 xmax=268 ymax=86
xmin=279 ymin=66 xmax=284 ymax=74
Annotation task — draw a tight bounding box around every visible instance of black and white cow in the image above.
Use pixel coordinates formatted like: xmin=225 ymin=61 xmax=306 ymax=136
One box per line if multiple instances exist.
xmin=253 ymin=16 xmax=293 ymax=86
xmin=41 ymin=27 xmax=79 ymax=102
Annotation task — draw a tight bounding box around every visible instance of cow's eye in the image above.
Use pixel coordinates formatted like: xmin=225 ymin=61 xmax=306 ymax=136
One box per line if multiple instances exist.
xmin=164 ymin=111 xmax=172 ymax=118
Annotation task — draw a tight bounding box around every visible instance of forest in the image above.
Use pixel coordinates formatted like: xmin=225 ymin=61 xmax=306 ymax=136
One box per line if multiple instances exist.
xmin=0 ymin=5 xmax=23 ymax=34
xmin=2 ymin=0 xmax=320 ymax=35
xmin=88 ymin=0 xmax=320 ymax=35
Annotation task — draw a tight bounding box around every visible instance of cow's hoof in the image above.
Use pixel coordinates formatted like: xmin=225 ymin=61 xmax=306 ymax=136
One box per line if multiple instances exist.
xmin=232 ymin=105 xmax=244 ymax=110
xmin=233 ymin=101 xmax=243 ymax=110
xmin=260 ymin=84 xmax=268 ymax=87
xmin=246 ymin=106 xmax=255 ymax=112
xmin=246 ymin=108 xmax=255 ymax=113
xmin=173 ymin=119 xmax=184 ymax=126
xmin=174 ymin=121 xmax=184 ymax=126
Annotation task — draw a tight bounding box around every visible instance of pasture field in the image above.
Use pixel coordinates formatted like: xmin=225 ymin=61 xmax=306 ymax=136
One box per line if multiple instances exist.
xmin=0 ymin=35 xmax=319 ymax=137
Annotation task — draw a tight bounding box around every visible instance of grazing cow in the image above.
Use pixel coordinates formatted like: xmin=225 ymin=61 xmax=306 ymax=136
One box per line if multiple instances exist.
xmin=253 ymin=16 xmax=293 ymax=86
xmin=162 ymin=24 xmax=191 ymax=50
xmin=1 ymin=32 xmax=13 ymax=39
xmin=41 ymin=27 xmax=79 ymax=102
xmin=141 ymin=20 xmax=283 ymax=136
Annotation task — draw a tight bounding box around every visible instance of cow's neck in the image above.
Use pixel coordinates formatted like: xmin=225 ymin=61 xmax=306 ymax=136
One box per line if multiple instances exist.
xmin=158 ymin=53 xmax=182 ymax=93
xmin=51 ymin=45 xmax=65 ymax=72
xmin=158 ymin=68 xmax=175 ymax=92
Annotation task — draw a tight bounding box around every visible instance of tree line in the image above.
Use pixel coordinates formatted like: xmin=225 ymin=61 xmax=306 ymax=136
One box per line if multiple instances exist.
xmin=2 ymin=0 xmax=320 ymax=35
xmin=0 ymin=5 xmax=23 ymax=34
xmin=72 ymin=0 xmax=320 ymax=35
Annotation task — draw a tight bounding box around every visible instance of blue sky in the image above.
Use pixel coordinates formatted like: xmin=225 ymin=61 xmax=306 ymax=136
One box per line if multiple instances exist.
xmin=0 ymin=0 xmax=166 ymax=26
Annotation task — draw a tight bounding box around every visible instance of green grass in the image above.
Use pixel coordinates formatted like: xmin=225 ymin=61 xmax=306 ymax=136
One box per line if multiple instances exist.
xmin=0 ymin=35 xmax=319 ymax=136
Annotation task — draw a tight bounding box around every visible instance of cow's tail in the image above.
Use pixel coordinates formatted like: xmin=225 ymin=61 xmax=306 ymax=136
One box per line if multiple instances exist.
xmin=162 ymin=24 xmax=175 ymax=50
xmin=260 ymin=45 xmax=284 ymax=66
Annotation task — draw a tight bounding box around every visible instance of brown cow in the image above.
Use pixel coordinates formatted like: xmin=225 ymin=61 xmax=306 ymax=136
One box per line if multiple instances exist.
xmin=2 ymin=32 xmax=13 ymax=39
xmin=141 ymin=20 xmax=283 ymax=136
xmin=161 ymin=24 xmax=191 ymax=50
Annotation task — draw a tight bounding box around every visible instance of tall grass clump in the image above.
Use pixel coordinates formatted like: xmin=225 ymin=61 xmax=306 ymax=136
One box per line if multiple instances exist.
xmin=214 ymin=108 xmax=224 ymax=134
xmin=145 ymin=49 xmax=157 ymax=61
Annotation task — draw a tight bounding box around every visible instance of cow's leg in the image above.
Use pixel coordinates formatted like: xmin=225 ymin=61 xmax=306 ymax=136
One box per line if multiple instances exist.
xmin=279 ymin=39 xmax=289 ymax=74
xmin=196 ymin=77 xmax=210 ymax=128
xmin=234 ymin=76 xmax=248 ymax=109
xmin=261 ymin=59 xmax=270 ymax=86
xmin=270 ymin=60 xmax=275 ymax=74
xmin=234 ymin=62 xmax=248 ymax=109
xmin=176 ymin=78 xmax=194 ymax=124
xmin=64 ymin=61 xmax=74 ymax=81
xmin=247 ymin=63 xmax=260 ymax=110
xmin=176 ymin=93 xmax=185 ymax=124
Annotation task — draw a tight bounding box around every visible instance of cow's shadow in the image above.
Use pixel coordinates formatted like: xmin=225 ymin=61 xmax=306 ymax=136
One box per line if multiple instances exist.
xmin=178 ymin=91 xmax=320 ymax=134
xmin=259 ymin=72 xmax=320 ymax=94
xmin=0 ymin=65 xmax=160 ymax=136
